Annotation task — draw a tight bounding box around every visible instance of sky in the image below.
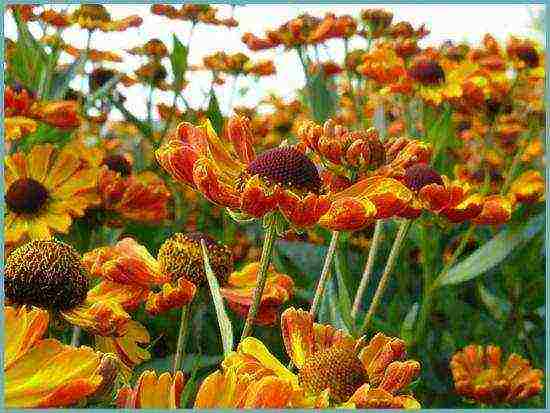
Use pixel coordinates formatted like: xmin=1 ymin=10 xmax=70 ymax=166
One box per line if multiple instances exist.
xmin=4 ymin=4 xmax=545 ymax=120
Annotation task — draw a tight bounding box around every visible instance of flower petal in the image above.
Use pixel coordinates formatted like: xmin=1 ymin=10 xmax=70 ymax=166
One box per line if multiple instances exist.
xmin=280 ymin=307 xmax=315 ymax=369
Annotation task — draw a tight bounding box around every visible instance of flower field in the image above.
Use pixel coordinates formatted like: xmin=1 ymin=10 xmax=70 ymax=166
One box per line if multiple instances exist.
xmin=3 ymin=4 xmax=546 ymax=409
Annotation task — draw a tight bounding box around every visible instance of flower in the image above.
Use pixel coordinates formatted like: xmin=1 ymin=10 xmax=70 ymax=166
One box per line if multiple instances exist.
xmin=83 ymin=237 xmax=197 ymax=316
xmin=450 ymin=344 xmax=543 ymax=405
xmin=508 ymin=170 xmax=544 ymax=205
xmin=72 ymin=4 xmax=142 ymax=32
xmin=5 ymin=144 xmax=101 ymax=244
xmin=116 ymin=370 xmax=186 ymax=408
xmin=5 ymin=305 xmax=114 ymax=408
xmin=221 ymin=262 xmax=294 ymax=326
xmin=157 ymin=115 xmax=415 ymax=230
xmin=127 ymin=38 xmax=169 ymax=59
xmin=195 ymin=307 xmax=420 ymax=408
xmin=6 ymin=239 xmax=131 ymax=337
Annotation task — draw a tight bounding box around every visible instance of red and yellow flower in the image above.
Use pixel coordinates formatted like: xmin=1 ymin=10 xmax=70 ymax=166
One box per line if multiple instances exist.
xmin=195 ymin=307 xmax=420 ymax=408
xmin=221 ymin=262 xmax=294 ymax=326
xmin=5 ymin=305 xmax=115 ymax=408
xmin=450 ymin=344 xmax=543 ymax=405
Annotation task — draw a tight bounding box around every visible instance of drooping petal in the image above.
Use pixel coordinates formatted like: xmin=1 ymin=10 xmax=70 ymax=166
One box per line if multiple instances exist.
xmin=240 ymin=175 xmax=279 ymax=218
xmin=227 ymin=115 xmax=256 ymax=164
xmin=145 ymin=277 xmax=197 ymax=316
xmin=318 ymin=196 xmax=376 ymax=231
xmin=5 ymin=340 xmax=103 ymax=408
xmin=155 ymin=139 xmax=198 ymax=187
xmin=280 ymin=307 xmax=315 ymax=369
xmin=378 ymin=360 xmax=421 ymax=394
xmin=358 ymin=333 xmax=407 ymax=387
xmin=278 ymin=191 xmax=331 ymax=228
xmin=193 ymin=158 xmax=241 ymax=209
xmin=87 ymin=281 xmax=148 ymax=312
xmin=221 ymin=262 xmax=294 ymax=326
xmin=5 ymin=306 xmax=49 ymax=370
xmin=244 ymin=376 xmax=294 ymax=408
xmin=472 ymin=195 xmax=513 ymax=225
xmin=116 ymin=370 xmax=185 ymax=408
xmin=61 ymin=298 xmax=130 ymax=337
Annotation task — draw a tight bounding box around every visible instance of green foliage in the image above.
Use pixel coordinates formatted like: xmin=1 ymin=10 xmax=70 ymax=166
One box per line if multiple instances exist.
xmin=206 ymin=92 xmax=224 ymax=135
xmin=170 ymin=34 xmax=189 ymax=91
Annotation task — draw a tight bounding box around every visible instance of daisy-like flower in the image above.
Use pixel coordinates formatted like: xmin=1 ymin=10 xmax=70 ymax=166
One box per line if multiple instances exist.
xmin=450 ymin=344 xmax=543 ymax=405
xmin=127 ymin=38 xmax=169 ymax=59
xmin=5 ymin=144 xmax=101 ymax=244
xmin=221 ymin=262 xmax=294 ymax=326
xmin=5 ymin=239 xmax=131 ymax=338
xmin=5 ymin=305 xmax=117 ymax=408
xmin=156 ymin=115 xmax=417 ymax=231
xmin=72 ymin=4 xmax=142 ymax=32
xmin=195 ymin=307 xmax=420 ymax=408
xmin=116 ymin=370 xmax=186 ymax=408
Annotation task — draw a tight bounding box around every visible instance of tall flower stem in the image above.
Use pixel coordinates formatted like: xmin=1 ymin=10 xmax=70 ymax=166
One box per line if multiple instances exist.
xmin=351 ymin=220 xmax=384 ymax=321
xmin=70 ymin=326 xmax=81 ymax=347
xmin=360 ymin=219 xmax=411 ymax=334
xmin=239 ymin=220 xmax=278 ymax=342
xmin=310 ymin=231 xmax=340 ymax=318
xmin=172 ymin=304 xmax=189 ymax=374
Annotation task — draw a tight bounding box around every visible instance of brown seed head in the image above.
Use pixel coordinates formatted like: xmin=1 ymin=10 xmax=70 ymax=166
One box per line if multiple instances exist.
xmin=6 ymin=178 xmax=49 ymax=214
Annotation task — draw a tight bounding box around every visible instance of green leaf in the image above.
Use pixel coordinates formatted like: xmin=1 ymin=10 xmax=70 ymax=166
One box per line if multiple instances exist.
xmin=206 ymin=92 xmax=223 ymax=135
xmin=201 ymin=240 xmax=234 ymax=357
xmin=435 ymin=213 xmax=544 ymax=288
xmin=477 ymin=281 xmax=511 ymax=321
xmin=18 ymin=122 xmax=73 ymax=152
xmin=51 ymin=52 xmax=88 ymax=99
xmin=9 ymin=11 xmax=49 ymax=92
xmin=400 ymin=303 xmax=419 ymax=345
xmin=170 ymin=34 xmax=188 ymax=91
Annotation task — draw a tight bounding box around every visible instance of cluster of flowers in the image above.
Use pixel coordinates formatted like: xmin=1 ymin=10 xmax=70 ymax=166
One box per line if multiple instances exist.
xmin=3 ymin=4 xmax=544 ymax=410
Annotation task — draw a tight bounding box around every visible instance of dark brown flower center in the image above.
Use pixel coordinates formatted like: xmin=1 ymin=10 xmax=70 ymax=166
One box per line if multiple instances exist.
xmin=516 ymin=45 xmax=539 ymax=68
xmin=157 ymin=232 xmax=233 ymax=287
xmin=408 ymin=59 xmax=445 ymax=85
xmin=6 ymin=178 xmax=49 ymax=214
xmin=404 ymin=164 xmax=444 ymax=191
xmin=298 ymin=345 xmax=367 ymax=403
xmin=90 ymin=68 xmax=116 ymax=91
xmin=246 ymin=146 xmax=322 ymax=194
xmin=5 ymin=240 xmax=89 ymax=311
xmin=102 ymin=155 xmax=132 ymax=176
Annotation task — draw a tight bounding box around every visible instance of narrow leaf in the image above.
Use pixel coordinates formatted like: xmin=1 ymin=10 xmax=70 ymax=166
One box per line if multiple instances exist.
xmin=435 ymin=213 xmax=544 ymax=288
xmin=170 ymin=34 xmax=188 ymax=90
xmin=206 ymin=92 xmax=223 ymax=135
xmin=400 ymin=303 xmax=419 ymax=345
xmin=51 ymin=53 xmax=87 ymax=99
xmin=200 ymin=240 xmax=234 ymax=357
xmin=334 ymin=250 xmax=355 ymax=334
xmin=477 ymin=281 xmax=511 ymax=321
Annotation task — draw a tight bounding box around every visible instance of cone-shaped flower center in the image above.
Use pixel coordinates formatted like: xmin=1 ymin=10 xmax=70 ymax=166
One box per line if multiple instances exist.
xmin=102 ymin=154 xmax=132 ymax=176
xmin=408 ymin=58 xmax=445 ymax=85
xmin=157 ymin=232 xmax=233 ymax=287
xmin=6 ymin=178 xmax=49 ymax=214
xmin=404 ymin=164 xmax=444 ymax=191
xmin=247 ymin=147 xmax=322 ymax=194
xmin=516 ymin=45 xmax=539 ymax=68
xmin=298 ymin=345 xmax=367 ymax=403
xmin=5 ymin=240 xmax=89 ymax=311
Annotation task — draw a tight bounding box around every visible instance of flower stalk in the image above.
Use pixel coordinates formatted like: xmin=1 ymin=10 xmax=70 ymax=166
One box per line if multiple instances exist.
xmin=351 ymin=220 xmax=384 ymax=321
xmin=360 ymin=219 xmax=411 ymax=334
xmin=239 ymin=217 xmax=278 ymax=342
xmin=310 ymin=230 xmax=340 ymax=318
xmin=172 ymin=304 xmax=189 ymax=374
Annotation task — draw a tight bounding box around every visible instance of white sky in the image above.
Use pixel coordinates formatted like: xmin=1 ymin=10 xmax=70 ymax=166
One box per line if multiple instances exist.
xmin=4 ymin=4 xmax=544 ymax=120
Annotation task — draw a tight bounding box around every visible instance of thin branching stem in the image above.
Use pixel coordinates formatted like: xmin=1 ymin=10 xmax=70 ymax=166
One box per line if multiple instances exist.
xmin=310 ymin=231 xmax=340 ymax=318
xmin=173 ymin=305 xmax=190 ymax=374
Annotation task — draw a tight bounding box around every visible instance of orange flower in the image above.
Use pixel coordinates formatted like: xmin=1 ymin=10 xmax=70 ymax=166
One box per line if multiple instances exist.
xmin=98 ymin=169 xmax=172 ymax=225
xmin=116 ymin=370 xmax=186 ymax=408
xmin=360 ymin=9 xmax=393 ymax=38
xmin=84 ymin=238 xmax=197 ymax=316
xmin=30 ymin=100 xmax=81 ymax=129
xmin=244 ymin=59 xmax=277 ymax=77
xmin=309 ymin=13 xmax=357 ymax=44
xmin=472 ymin=195 xmax=513 ymax=225
xmin=72 ymin=4 xmax=142 ymax=32
xmin=5 ymin=116 xmax=38 ymax=140
xmin=5 ymin=84 xmax=35 ymax=117
xmin=221 ymin=262 xmax=294 ymax=326
xmin=127 ymin=38 xmax=168 ymax=59
xmin=39 ymin=9 xmax=73 ymax=28
xmin=357 ymin=43 xmax=406 ymax=86
xmin=450 ymin=344 xmax=543 ymax=405
xmin=195 ymin=307 xmax=420 ymax=408
xmin=508 ymin=170 xmax=544 ymax=205
xmin=5 ymin=306 xmax=113 ymax=408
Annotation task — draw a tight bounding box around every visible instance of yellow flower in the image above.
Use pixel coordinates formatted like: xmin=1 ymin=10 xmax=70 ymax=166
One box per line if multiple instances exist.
xmin=4 ymin=144 xmax=101 ymax=244
xmin=194 ymin=307 xmax=420 ymax=408
xmin=5 ymin=305 xmax=113 ymax=408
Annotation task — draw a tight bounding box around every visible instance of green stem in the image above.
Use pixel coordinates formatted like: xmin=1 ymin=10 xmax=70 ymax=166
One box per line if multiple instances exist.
xmin=173 ymin=305 xmax=189 ymax=374
xmin=351 ymin=220 xmax=384 ymax=320
xmin=70 ymin=326 xmax=81 ymax=347
xmin=239 ymin=220 xmax=278 ymax=341
xmin=360 ymin=220 xmax=411 ymax=334
xmin=310 ymin=231 xmax=340 ymax=318
xmin=415 ymin=224 xmax=476 ymax=343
